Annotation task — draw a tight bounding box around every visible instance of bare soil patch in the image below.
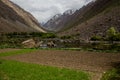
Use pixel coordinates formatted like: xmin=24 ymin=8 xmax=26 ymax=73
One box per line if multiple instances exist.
xmin=3 ymin=50 xmax=120 ymax=80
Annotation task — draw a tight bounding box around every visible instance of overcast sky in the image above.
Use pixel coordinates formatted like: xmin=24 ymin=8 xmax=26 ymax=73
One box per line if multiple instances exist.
xmin=10 ymin=0 xmax=93 ymax=23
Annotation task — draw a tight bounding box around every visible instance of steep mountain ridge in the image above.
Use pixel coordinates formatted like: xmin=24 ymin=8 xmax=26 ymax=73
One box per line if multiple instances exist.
xmin=58 ymin=0 xmax=120 ymax=40
xmin=43 ymin=9 xmax=75 ymax=32
xmin=0 ymin=0 xmax=46 ymax=33
xmin=64 ymin=0 xmax=119 ymax=29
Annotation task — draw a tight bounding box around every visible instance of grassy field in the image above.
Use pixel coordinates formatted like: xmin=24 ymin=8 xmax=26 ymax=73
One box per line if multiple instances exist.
xmin=0 ymin=60 xmax=90 ymax=80
xmin=0 ymin=49 xmax=90 ymax=80
xmin=0 ymin=49 xmax=37 ymax=57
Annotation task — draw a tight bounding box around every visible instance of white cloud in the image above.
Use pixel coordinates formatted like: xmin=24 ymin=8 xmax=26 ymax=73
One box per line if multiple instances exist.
xmin=10 ymin=0 xmax=92 ymax=23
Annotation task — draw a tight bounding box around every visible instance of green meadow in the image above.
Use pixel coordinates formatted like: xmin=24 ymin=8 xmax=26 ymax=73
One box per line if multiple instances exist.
xmin=0 ymin=49 xmax=90 ymax=80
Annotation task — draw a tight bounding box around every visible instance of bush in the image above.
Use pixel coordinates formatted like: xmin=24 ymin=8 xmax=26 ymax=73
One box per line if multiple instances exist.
xmin=61 ymin=35 xmax=73 ymax=39
xmin=101 ymin=69 xmax=120 ymax=80
xmin=91 ymin=35 xmax=102 ymax=41
xmin=41 ymin=33 xmax=57 ymax=38
xmin=101 ymin=62 xmax=120 ymax=80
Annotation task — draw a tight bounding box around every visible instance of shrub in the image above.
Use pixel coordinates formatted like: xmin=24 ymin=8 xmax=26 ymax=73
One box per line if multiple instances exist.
xmin=61 ymin=35 xmax=73 ymax=39
xmin=101 ymin=69 xmax=120 ymax=80
xmin=90 ymin=35 xmax=102 ymax=41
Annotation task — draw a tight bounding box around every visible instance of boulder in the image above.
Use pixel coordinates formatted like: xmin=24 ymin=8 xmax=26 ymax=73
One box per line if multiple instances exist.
xmin=22 ymin=39 xmax=36 ymax=48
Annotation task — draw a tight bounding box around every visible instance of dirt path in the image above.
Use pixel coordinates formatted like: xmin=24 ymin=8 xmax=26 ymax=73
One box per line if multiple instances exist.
xmin=3 ymin=50 xmax=120 ymax=80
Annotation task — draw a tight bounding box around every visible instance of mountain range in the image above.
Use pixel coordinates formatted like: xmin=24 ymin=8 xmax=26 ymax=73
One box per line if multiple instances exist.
xmin=44 ymin=0 xmax=120 ymax=40
xmin=0 ymin=0 xmax=120 ymax=40
xmin=43 ymin=9 xmax=75 ymax=32
xmin=0 ymin=0 xmax=46 ymax=33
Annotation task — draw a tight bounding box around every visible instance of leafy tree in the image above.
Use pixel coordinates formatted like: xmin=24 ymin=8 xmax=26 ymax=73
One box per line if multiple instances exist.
xmin=107 ymin=27 xmax=116 ymax=36
xmin=107 ymin=27 xmax=117 ymax=42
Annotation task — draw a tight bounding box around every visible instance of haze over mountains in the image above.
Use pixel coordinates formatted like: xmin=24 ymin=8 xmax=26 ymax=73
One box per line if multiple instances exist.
xmin=0 ymin=0 xmax=46 ymax=33
xmin=44 ymin=0 xmax=120 ymax=40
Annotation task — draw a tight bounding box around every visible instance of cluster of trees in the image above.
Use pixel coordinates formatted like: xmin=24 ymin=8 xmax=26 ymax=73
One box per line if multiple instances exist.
xmin=91 ymin=27 xmax=120 ymax=42
xmin=1 ymin=32 xmax=57 ymax=39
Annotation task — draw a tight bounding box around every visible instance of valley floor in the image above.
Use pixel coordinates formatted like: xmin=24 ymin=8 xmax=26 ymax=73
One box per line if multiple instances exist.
xmin=1 ymin=49 xmax=120 ymax=80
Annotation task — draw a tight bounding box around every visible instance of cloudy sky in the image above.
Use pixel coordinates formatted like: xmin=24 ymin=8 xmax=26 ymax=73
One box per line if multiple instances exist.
xmin=10 ymin=0 xmax=92 ymax=23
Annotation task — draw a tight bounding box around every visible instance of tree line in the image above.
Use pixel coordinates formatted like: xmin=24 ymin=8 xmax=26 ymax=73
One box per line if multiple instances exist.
xmin=0 ymin=32 xmax=57 ymax=39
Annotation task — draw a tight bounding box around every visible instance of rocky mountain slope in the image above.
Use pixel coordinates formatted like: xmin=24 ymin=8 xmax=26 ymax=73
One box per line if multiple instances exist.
xmin=43 ymin=9 xmax=75 ymax=32
xmin=44 ymin=0 xmax=120 ymax=40
xmin=0 ymin=0 xmax=46 ymax=33
xmin=59 ymin=0 xmax=120 ymax=40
